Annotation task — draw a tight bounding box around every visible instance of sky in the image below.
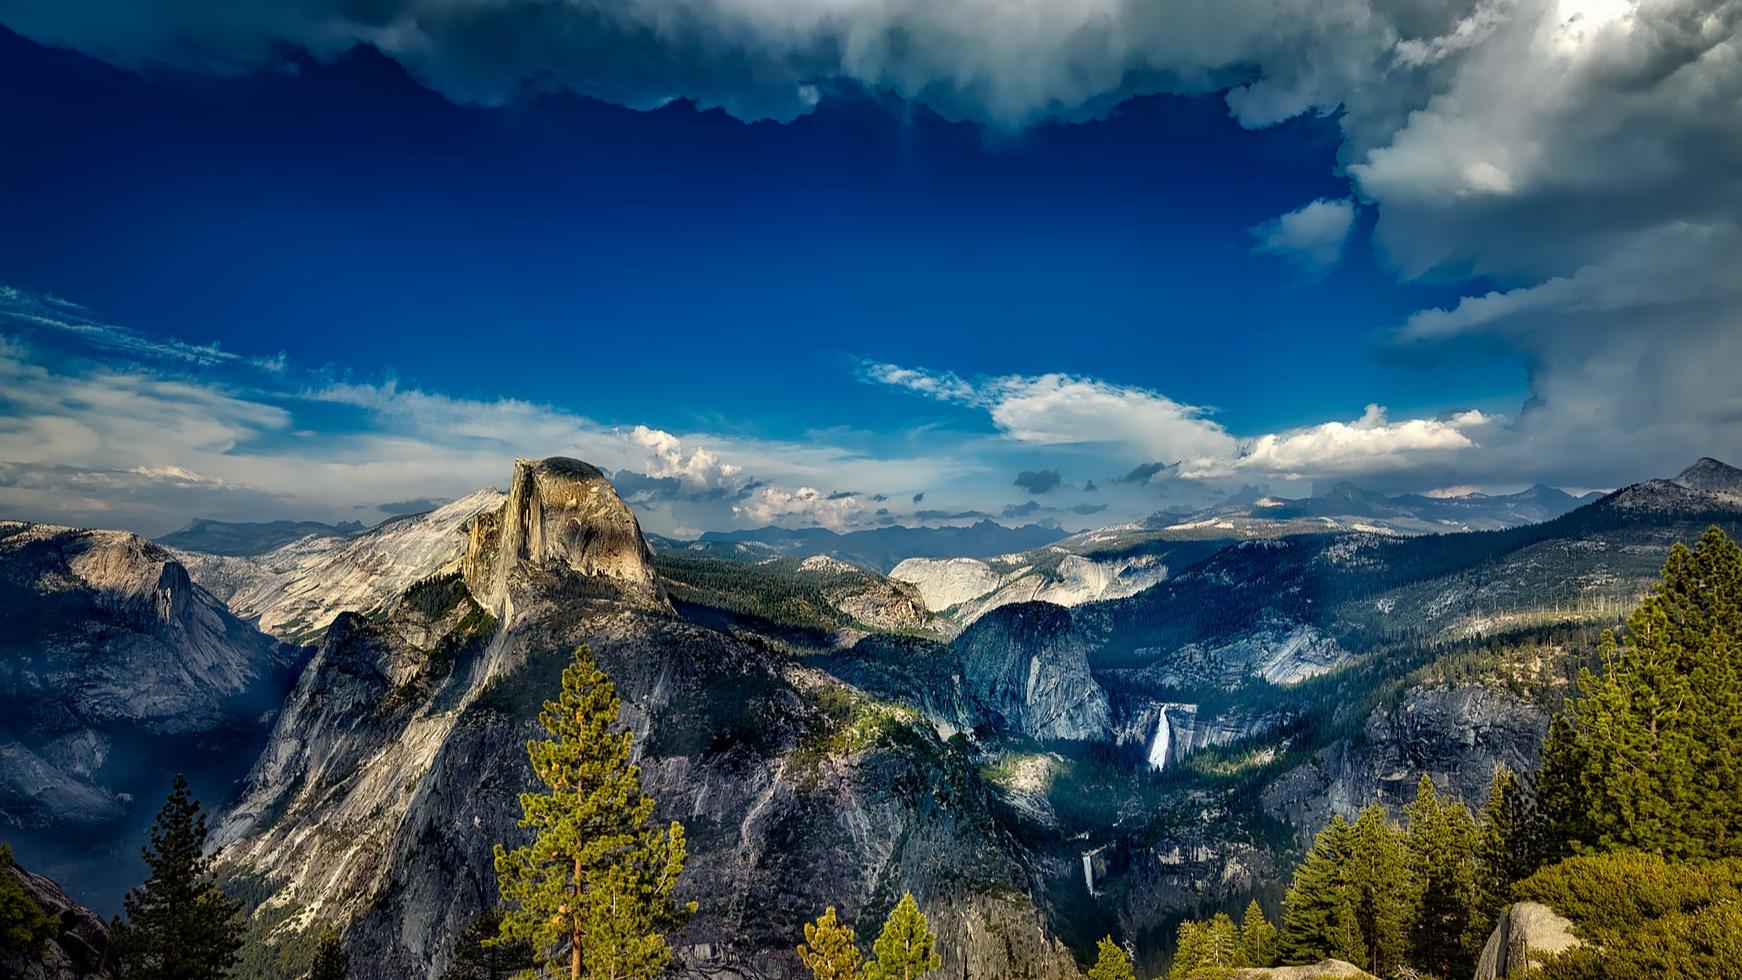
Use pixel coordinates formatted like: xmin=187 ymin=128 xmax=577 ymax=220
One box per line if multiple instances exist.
xmin=0 ymin=0 xmax=1738 ymax=537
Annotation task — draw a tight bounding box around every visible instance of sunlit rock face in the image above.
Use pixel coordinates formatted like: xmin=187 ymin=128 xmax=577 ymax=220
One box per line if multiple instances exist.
xmin=462 ymin=457 xmax=666 ymax=619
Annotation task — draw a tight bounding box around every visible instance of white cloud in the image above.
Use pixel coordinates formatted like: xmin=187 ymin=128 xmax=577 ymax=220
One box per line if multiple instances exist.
xmin=1183 ymin=404 xmax=1494 ymax=479
xmin=860 ymin=361 xmax=1240 ymax=462
xmin=733 ymin=485 xmax=867 ymax=529
xmin=1251 ymin=198 xmax=1357 ymax=273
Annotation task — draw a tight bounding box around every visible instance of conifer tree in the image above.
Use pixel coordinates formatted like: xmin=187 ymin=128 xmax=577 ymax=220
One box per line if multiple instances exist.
xmin=1344 ymin=803 xmax=1413 ymax=977
xmin=1278 ymin=815 xmax=1362 ymax=966
xmin=1403 ymin=776 xmax=1482 ymax=977
xmin=1538 ymin=526 xmax=1742 ymax=860
xmin=1475 ymin=765 xmax=1541 ymax=913
xmin=1168 ymin=913 xmax=1240 ymax=978
xmin=441 ymin=909 xmax=536 ymax=980
xmin=1085 ymin=935 xmax=1135 ymax=980
xmin=309 ymin=928 xmax=348 ymax=980
xmin=108 ymin=774 xmax=243 ymax=980
xmin=0 ymin=843 xmax=56 ymax=958
xmin=1238 ymin=900 xmax=1279 ymax=968
xmin=796 ymin=907 xmax=862 ymax=980
xmin=864 ymin=892 xmax=940 ymax=980
xmin=493 ymin=646 xmax=694 ymax=980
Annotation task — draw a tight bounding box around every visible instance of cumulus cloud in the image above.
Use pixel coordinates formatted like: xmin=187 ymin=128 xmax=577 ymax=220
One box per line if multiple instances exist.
xmin=861 ymin=361 xmax=1240 ymax=462
xmin=1180 ymin=404 xmax=1495 ymax=480
xmin=1013 ymin=469 xmax=1063 ymax=495
xmin=1251 ymin=198 xmax=1356 ymax=273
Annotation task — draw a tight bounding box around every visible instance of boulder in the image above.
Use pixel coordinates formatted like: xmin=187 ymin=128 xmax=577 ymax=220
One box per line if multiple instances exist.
xmin=1231 ymin=960 xmax=1376 ymax=979
xmin=1474 ymin=901 xmax=1581 ymax=979
xmin=0 ymin=859 xmax=110 ymax=979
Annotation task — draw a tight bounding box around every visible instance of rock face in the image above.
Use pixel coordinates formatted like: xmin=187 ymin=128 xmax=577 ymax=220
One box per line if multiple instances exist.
xmin=174 ymin=489 xmax=505 ymax=641
xmin=950 ymin=603 xmax=1111 ymax=741
xmin=1230 ymin=960 xmax=1375 ymax=979
xmin=890 ymin=550 xmax=1169 ymax=628
xmin=461 ymin=457 xmax=665 ymax=617
xmin=213 ymin=459 xmax=1079 ymax=980
xmin=0 ymin=522 xmax=296 ymax=830
xmin=1 ymin=854 xmax=111 ymax=979
xmin=1474 ymin=901 xmax=1581 ymax=979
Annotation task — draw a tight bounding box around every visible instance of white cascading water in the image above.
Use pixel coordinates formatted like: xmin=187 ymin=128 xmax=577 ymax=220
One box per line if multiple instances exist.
xmin=1082 ymin=851 xmax=1096 ymax=895
xmin=1146 ymin=705 xmax=1172 ymax=771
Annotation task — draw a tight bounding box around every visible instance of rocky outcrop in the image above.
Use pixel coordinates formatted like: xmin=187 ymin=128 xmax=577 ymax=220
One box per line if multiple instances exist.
xmin=1230 ymin=961 xmax=1375 ymax=979
xmin=174 ymin=489 xmax=505 ymax=641
xmin=950 ymin=603 xmax=1111 ymax=741
xmin=0 ymin=855 xmax=111 ymax=979
xmin=0 ymin=522 xmax=296 ymax=837
xmin=891 ymin=550 xmax=1169 ymax=628
xmin=1474 ymin=901 xmax=1581 ymax=979
xmin=461 ymin=457 xmax=664 ymax=618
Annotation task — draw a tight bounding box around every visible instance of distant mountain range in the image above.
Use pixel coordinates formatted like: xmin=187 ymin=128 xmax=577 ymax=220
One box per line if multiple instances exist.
xmin=156 ymin=517 xmax=364 ymax=556
xmin=1139 ymin=480 xmax=1602 ymax=539
xmin=662 ymin=519 xmax=1069 ymax=571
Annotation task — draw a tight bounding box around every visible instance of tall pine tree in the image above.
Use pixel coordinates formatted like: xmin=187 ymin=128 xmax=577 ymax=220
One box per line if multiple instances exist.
xmin=1085 ymin=935 xmax=1135 ymax=980
xmin=1279 ymin=815 xmax=1362 ymax=966
xmin=796 ymin=907 xmax=861 ymax=980
xmin=1475 ymin=765 xmax=1542 ymax=915
xmin=863 ymin=892 xmax=940 ymax=980
xmin=1538 ymin=526 xmax=1742 ymax=860
xmin=1238 ymin=899 xmax=1279 ymax=968
xmin=1344 ymin=803 xmax=1414 ymax=977
xmin=108 ymin=774 xmax=243 ymax=980
xmin=493 ymin=646 xmax=694 ymax=980
xmin=1403 ymin=776 xmax=1482 ymax=977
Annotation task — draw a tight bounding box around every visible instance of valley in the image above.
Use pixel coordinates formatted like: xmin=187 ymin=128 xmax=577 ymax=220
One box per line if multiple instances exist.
xmin=4 ymin=456 xmax=1741 ymax=978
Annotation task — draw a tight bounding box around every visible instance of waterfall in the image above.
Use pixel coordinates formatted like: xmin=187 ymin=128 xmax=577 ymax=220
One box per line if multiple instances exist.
xmin=1082 ymin=851 xmax=1096 ymax=895
xmin=1146 ymin=705 xmax=1172 ymax=771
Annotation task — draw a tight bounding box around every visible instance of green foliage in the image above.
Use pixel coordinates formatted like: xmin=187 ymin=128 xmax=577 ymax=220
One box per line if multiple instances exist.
xmin=493 ymin=646 xmax=695 ymax=979
xmin=1168 ymin=913 xmax=1240 ymax=979
xmin=440 ymin=908 xmax=536 ymax=980
xmin=308 ymin=928 xmax=348 ymax=980
xmin=1403 ymin=775 xmax=1483 ymax=977
xmin=1278 ymin=815 xmax=1364 ymax=968
xmin=1512 ymin=851 xmax=1742 ymax=979
xmin=1538 ymin=526 xmax=1742 ymax=861
xmin=0 ymin=843 xmax=56 ymax=957
xmin=1475 ymin=764 xmax=1545 ymax=915
xmin=1237 ymin=900 xmax=1279 ymax=968
xmin=1085 ymin=935 xmax=1135 ymax=980
xmin=1341 ymin=804 xmax=1414 ymax=977
xmin=796 ymin=906 xmax=861 ymax=980
xmin=109 ymin=775 xmax=244 ymax=980
xmin=864 ymin=892 xmax=940 ymax=980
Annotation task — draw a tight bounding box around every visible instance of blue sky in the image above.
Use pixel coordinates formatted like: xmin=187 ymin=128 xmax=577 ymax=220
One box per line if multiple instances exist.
xmin=0 ymin=2 xmax=1736 ymax=537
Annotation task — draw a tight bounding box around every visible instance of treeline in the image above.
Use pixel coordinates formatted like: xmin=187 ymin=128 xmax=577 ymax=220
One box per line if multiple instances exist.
xmin=1170 ymin=524 xmax=1742 ymax=979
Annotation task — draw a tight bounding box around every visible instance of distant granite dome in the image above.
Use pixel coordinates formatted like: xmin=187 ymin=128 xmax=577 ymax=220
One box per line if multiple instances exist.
xmin=462 ymin=456 xmax=665 ymax=618
xmin=1674 ymin=456 xmax=1742 ymax=494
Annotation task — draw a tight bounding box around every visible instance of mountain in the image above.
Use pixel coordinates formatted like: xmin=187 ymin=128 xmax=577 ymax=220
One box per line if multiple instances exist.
xmin=681 ymin=519 xmax=1069 ymax=571
xmin=1143 ymin=479 xmax=1591 ymax=538
xmin=156 ymin=517 xmax=364 ymax=557
xmin=172 ymin=490 xmax=505 ymax=642
xmin=0 ymin=522 xmax=299 ymax=910
xmin=210 ymin=459 xmax=1079 ymax=979
xmin=656 ymin=551 xmax=938 ymax=648
xmin=0 ymin=850 xmax=110 ymax=979
xmin=1672 ymin=456 xmax=1742 ymax=495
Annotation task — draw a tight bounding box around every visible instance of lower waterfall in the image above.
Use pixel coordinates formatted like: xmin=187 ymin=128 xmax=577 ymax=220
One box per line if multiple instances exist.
xmin=1146 ymin=706 xmax=1171 ymax=771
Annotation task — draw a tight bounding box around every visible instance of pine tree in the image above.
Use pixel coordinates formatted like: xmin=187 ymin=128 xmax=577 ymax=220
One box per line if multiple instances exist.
xmin=796 ymin=907 xmax=862 ymax=980
xmin=1085 ymin=935 xmax=1135 ymax=980
xmin=863 ymin=892 xmax=940 ymax=980
xmin=1403 ymin=776 xmax=1482 ymax=977
xmin=309 ymin=928 xmax=348 ymax=980
xmin=493 ymin=646 xmax=695 ymax=980
xmin=108 ymin=774 xmax=243 ymax=980
xmin=1169 ymin=913 xmax=1240 ymax=978
xmin=440 ymin=909 xmax=536 ymax=980
xmin=0 ymin=843 xmax=56 ymax=957
xmin=1343 ymin=803 xmax=1413 ymax=977
xmin=1238 ymin=900 xmax=1279 ymax=968
xmin=1475 ymin=765 xmax=1542 ymax=914
xmin=1538 ymin=527 xmax=1742 ymax=860
xmin=1279 ymin=815 xmax=1361 ymax=966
